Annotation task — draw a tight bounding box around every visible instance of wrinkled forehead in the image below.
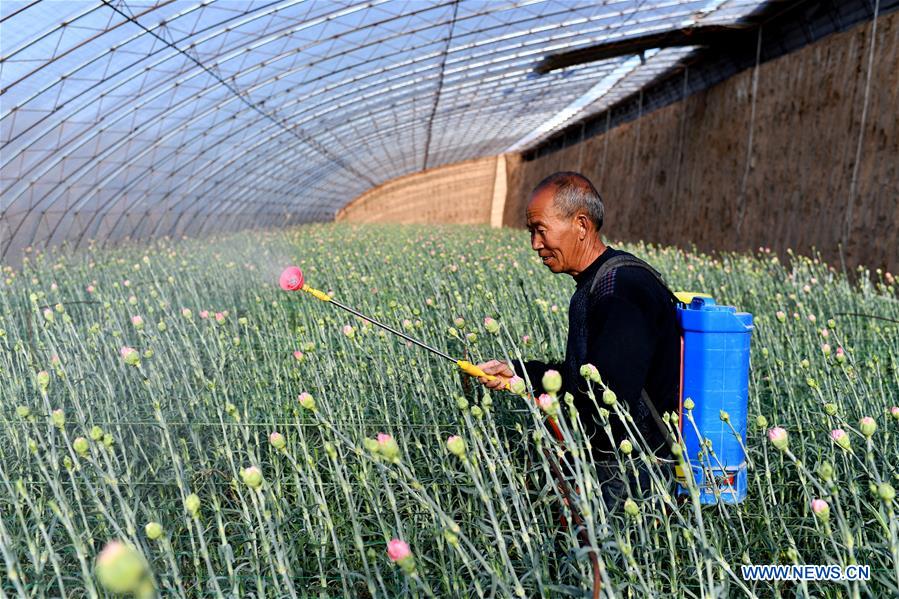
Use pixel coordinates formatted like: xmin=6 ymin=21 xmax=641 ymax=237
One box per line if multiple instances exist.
xmin=526 ymin=186 xmax=557 ymax=223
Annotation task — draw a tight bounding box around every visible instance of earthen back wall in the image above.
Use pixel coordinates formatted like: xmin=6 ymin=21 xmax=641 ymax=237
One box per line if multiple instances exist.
xmin=506 ymin=13 xmax=899 ymax=273
xmin=337 ymin=156 xmax=497 ymax=224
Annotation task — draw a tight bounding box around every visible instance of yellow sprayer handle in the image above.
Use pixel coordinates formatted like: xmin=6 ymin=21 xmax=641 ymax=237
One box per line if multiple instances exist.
xmin=457 ymin=360 xmax=511 ymax=390
xmin=302 ymin=284 xmax=332 ymax=302
xmin=674 ymin=291 xmax=712 ymax=304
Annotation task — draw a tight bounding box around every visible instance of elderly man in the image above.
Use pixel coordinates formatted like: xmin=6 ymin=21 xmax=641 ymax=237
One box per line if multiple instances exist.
xmin=476 ymin=171 xmax=679 ymax=505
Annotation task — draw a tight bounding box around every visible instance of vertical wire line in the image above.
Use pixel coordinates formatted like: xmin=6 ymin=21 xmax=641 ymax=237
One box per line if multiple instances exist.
xmin=736 ymin=27 xmax=763 ymax=238
xmin=842 ymin=0 xmax=881 ymax=267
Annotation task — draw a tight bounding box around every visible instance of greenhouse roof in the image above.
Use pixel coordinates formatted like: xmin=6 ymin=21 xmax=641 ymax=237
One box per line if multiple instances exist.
xmin=1 ymin=0 xmax=769 ymax=258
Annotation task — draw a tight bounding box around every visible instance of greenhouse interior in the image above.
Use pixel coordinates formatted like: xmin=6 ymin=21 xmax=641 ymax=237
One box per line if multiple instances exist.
xmin=1 ymin=0 xmax=898 ymax=597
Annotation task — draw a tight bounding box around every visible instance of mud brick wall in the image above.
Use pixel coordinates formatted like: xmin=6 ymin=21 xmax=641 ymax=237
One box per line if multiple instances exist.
xmin=337 ymin=156 xmax=498 ymax=224
xmin=506 ymin=13 xmax=899 ymax=274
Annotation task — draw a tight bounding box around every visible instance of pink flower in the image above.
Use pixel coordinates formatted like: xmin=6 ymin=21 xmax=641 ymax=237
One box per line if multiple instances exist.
xmin=120 ymin=346 xmax=136 ymax=358
xmin=820 ymin=328 xmax=829 ymax=338
xmin=538 ymin=393 xmax=554 ymax=411
xmin=51 ymin=354 xmax=60 ymax=365
xmin=86 ymin=285 xmax=95 ymax=294
xmin=810 ymin=498 xmax=829 ymax=518
xmin=808 ymin=314 xmax=817 ymax=323
xmin=123 ymin=280 xmax=131 ymax=287
xmin=293 ymin=351 xmax=304 ymax=361
xmin=131 ymin=315 xmax=143 ymax=327
xmin=835 ymin=347 xmax=845 ymax=356
xmin=376 ymin=433 xmax=392 ymax=445
xmin=386 ymin=539 xmax=411 ymax=562
xmin=522 ymin=335 xmax=531 ymax=344
xmin=199 ymin=310 xmax=209 ymax=319
xmin=830 ymin=428 xmax=851 ymax=450
xmin=215 ymin=312 xmax=224 ymax=323
xmin=767 ymin=427 xmax=788 ymax=450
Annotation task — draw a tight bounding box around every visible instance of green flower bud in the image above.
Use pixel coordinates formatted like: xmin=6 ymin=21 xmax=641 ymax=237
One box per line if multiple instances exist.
xmin=509 ymin=377 xmax=526 ymax=395
xmin=73 ymin=437 xmax=89 ymax=456
xmin=455 ymin=395 xmax=469 ymax=410
xmin=755 ymin=415 xmax=768 ymax=429
xmin=602 ymin=388 xmax=617 ymax=406
xmin=446 ymin=435 xmax=466 ymax=458
xmin=624 ymin=499 xmax=640 ymax=517
xmin=37 ymin=370 xmax=51 ymax=391
xmin=470 ymin=405 xmax=483 ymax=419
xmin=824 ymin=403 xmax=837 ymax=416
xmin=103 ymin=433 xmax=114 ymax=447
xmin=51 ymin=408 xmax=65 ymax=428
xmin=483 ymin=317 xmax=500 ymax=334
xmin=878 ymin=483 xmax=896 ymax=502
xmin=683 ymin=398 xmax=695 ymax=411
xmin=859 ymin=417 xmax=876 ymax=438
xmin=184 ymin=493 xmax=201 ymax=517
xmin=542 ymin=370 xmax=562 ymax=395
xmin=145 ymin=522 xmax=163 ymax=540
xmin=241 ymin=466 xmax=264 ymax=489
xmin=95 ymin=541 xmax=148 ymax=595
xmin=719 ymin=410 xmax=730 ymax=422
xmin=16 ymin=405 xmax=31 ymax=418
xmin=580 ymin=363 xmax=601 ymax=383
xmin=298 ymin=392 xmax=316 ymax=411
xmin=324 ymin=443 xmax=337 ymax=459
xmin=619 ymin=440 xmax=633 ymax=455
xmin=269 ymin=432 xmax=286 ymax=450
xmin=817 ymin=461 xmax=834 ymax=481
xmin=90 ymin=426 xmax=104 ymax=441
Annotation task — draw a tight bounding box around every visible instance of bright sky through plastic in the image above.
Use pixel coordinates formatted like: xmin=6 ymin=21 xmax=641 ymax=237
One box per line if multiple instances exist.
xmin=1 ymin=0 xmax=768 ymax=263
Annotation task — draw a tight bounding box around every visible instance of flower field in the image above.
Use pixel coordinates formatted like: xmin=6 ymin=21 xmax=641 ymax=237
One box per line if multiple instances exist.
xmin=1 ymin=223 xmax=897 ymax=598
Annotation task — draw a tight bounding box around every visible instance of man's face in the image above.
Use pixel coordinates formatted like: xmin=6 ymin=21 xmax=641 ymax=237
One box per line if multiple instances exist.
xmin=526 ymin=186 xmax=580 ymax=274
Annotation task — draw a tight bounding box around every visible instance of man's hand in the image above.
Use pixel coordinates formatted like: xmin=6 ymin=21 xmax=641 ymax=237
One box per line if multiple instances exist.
xmin=476 ymin=360 xmax=515 ymax=390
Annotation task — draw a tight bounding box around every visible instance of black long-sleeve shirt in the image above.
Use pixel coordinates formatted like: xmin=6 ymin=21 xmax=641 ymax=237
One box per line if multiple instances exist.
xmin=513 ymin=247 xmax=680 ymax=462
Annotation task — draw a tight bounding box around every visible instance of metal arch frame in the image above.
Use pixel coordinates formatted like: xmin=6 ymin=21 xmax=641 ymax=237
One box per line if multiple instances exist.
xmin=2 ymin=0 xmax=453 ymax=144
xmin=145 ymin=57 xmax=583 ymax=233
xmin=2 ymin=0 xmax=692 ymax=202
xmin=4 ymin=0 xmax=694 ymax=165
xmin=1 ymin=0 xmax=772 ymax=255
xmin=2 ymin=2 xmax=487 ymax=214
xmin=5 ymin=17 xmax=610 ymax=245
xmin=41 ymin=45 xmax=619 ymax=254
xmin=5 ymin=39 xmax=624 ymax=251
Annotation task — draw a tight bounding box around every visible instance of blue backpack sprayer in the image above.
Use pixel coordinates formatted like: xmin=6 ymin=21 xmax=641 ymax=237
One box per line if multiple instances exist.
xmin=675 ymin=295 xmax=754 ymax=504
xmin=588 ymin=254 xmax=754 ymax=505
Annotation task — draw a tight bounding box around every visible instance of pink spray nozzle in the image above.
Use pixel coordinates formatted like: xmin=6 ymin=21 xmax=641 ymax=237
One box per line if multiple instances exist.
xmin=279 ymin=266 xmax=304 ymax=291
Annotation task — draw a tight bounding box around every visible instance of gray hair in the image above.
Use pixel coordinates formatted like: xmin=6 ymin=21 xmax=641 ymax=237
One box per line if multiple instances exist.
xmin=533 ymin=171 xmax=604 ymax=232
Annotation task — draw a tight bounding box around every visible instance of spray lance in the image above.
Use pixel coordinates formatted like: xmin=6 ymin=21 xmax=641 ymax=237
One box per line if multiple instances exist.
xmin=279 ymin=266 xmax=601 ymax=596
xmin=280 ymin=266 xmax=510 ymax=389
xmin=279 ymin=266 xmax=566 ymax=439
